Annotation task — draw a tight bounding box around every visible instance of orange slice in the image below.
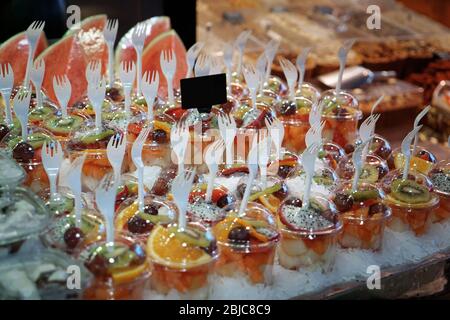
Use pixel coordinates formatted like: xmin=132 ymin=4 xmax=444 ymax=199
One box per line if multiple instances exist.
xmin=258 ymin=194 xmax=281 ymax=215
xmin=115 ymin=202 xmax=138 ymax=231
xmin=394 ymin=153 xmax=433 ymax=174
xmin=154 ymin=120 xmax=172 ymax=134
xmin=147 ymin=225 xmax=212 ymax=269
xmin=111 ymin=263 xmax=147 ymax=284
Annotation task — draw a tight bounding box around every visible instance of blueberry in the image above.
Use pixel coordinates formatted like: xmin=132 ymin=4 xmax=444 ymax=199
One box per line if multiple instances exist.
xmin=334 ymin=193 xmax=353 ymax=212
xmin=63 ymin=227 xmax=84 ymax=249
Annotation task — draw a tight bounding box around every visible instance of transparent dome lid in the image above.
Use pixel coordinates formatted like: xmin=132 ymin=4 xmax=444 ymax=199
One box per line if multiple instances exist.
xmin=147 ymin=222 xmax=218 ymax=270
xmin=336 ymin=154 xmax=389 ymax=183
xmin=66 ymin=121 xmax=121 ymax=151
xmin=287 ymin=165 xmax=339 ymax=197
xmin=381 ymin=169 xmax=439 ymax=209
xmin=295 ymin=82 xmax=321 ymax=103
xmin=126 ymin=112 xmax=174 ymax=147
xmin=263 ymin=75 xmax=287 ymax=96
xmin=429 ymin=160 xmax=450 ymax=197
xmin=232 ymin=100 xmax=275 ymax=129
xmin=389 ymin=146 xmax=437 ymax=175
xmin=275 ymin=96 xmax=314 ymax=123
xmin=214 ymin=201 xmax=279 ymax=250
xmin=319 ymin=89 xmax=362 ymax=120
xmin=278 ymin=194 xmax=340 ymax=235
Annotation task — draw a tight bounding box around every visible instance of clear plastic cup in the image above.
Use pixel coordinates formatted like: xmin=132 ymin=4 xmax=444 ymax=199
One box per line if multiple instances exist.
xmin=388 ymin=146 xmax=437 ymax=175
xmin=78 ymin=234 xmax=150 ymax=300
xmin=381 ymin=169 xmax=440 ymax=236
xmin=295 ymin=83 xmax=321 ymax=103
xmin=336 ymin=154 xmax=389 ymax=184
xmin=319 ymin=89 xmax=362 ymax=147
xmin=213 ymin=201 xmax=280 ymax=285
xmin=334 ymin=182 xmax=391 ymax=251
xmin=428 ymin=160 xmax=450 ymax=223
xmin=147 ymin=222 xmax=218 ymax=299
xmin=277 ymin=194 xmax=341 ymax=272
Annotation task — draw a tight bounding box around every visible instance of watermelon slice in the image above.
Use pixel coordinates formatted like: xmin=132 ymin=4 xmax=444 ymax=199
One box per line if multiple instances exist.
xmin=141 ymin=30 xmax=187 ymax=99
xmin=114 ymin=16 xmax=171 ymax=71
xmin=38 ymin=34 xmax=88 ymax=107
xmin=0 ymin=32 xmax=48 ymax=87
xmin=64 ymin=14 xmax=107 ymax=37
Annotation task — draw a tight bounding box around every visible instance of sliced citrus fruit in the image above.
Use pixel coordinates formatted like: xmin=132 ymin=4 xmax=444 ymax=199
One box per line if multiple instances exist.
xmin=111 ymin=263 xmax=147 ymax=284
xmin=258 ymin=194 xmax=281 ymax=214
xmin=394 ymin=153 xmax=433 ymax=174
xmin=147 ymin=225 xmax=212 ymax=269
xmin=115 ymin=201 xmax=138 ymax=231
xmin=154 ymin=120 xmax=172 ymax=134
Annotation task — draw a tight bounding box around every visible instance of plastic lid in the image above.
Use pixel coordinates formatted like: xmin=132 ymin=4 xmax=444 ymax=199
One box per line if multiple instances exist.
xmin=295 ymin=82 xmax=321 ymax=103
xmin=66 ymin=122 xmax=120 ymax=152
xmin=336 ymin=154 xmax=389 ymax=183
xmin=319 ymin=89 xmax=362 ymax=119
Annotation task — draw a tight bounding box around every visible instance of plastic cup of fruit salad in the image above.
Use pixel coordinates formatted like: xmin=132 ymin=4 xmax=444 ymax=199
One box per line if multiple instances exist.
xmin=1 ymin=126 xmax=53 ymax=193
xmin=276 ymin=96 xmax=313 ymax=154
xmin=381 ymin=169 xmax=440 ymax=236
xmin=213 ymin=201 xmax=280 ymax=285
xmin=187 ymin=183 xmax=235 ymax=226
xmin=66 ymin=122 xmax=119 ymax=192
xmin=41 ymin=208 xmax=105 ymax=254
xmin=388 ymin=146 xmax=437 ymax=176
xmin=125 ymin=113 xmax=174 ymax=172
xmin=295 ymin=83 xmax=321 ymax=103
xmin=267 ymin=149 xmax=300 ymax=179
xmin=115 ymin=195 xmax=177 ymax=243
xmin=428 ymin=161 xmax=450 ymax=223
xmin=78 ymin=234 xmax=150 ymax=300
xmin=286 ymin=166 xmax=339 ymax=200
xmin=236 ymin=175 xmax=289 ymax=215
xmin=0 ymin=248 xmax=92 ymax=300
xmin=334 ymin=182 xmax=391 ymax=251
xmin=336 ymin=154 xmax=389 ymax=184
xmin=277 ymin=194 xmax=341 ymax=272
xmin=146 ymin=222 xmax=218 ymax=299
xmin=345 ymin=134 xmax=392 ymax=160
xmin=319 ymin=89 xmax=362 ymax=148
xmin=0 ymin=186 xmax=49 ymax=257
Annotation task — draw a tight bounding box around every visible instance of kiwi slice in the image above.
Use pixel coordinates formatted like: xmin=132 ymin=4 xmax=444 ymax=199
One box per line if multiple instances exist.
xmin=248 ymin=184 xmax=282 ymax=201
xmin=352 ymin=189 xmax=379 ymax=202
xmin=313 ymin=175 xmax=333 ymax=186
xmin=391 ymin=179 xmax=431 ymax=204
xmin=7 ymin=132 xmax=50 ymax=150
xmin=80 ymin=214 xmax=102 ymax=234
xmin=168 ymin=226 xmax=210 ymax=248
xmin=110 ymin=250 xmax=138 ymax=269
xmin=137 ymin=212 xmax=171 ymax=224
xmin=29 ymin=105 xmax=54 ymax=121
xmin=45 ymin=116 xmax=83 ymax=135
xmin=48 ymin=196 xmax=74 ymax=215
xmin=80 ymin=129 xmax=115 ymax=144
xmin=359 ymin=165 xmax=379 ymax=183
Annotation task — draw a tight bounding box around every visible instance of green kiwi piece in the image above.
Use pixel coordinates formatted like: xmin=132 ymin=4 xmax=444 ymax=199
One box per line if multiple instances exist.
xmin=313 ymin=175 xmax=334 ymax=186
xmin=169 ymin=226 xmax=210 ymax=248
xmin=80 ymin=129 xmax=115 ymax=144
xmin=352 ymin=189 xmax=379 ymax=202
xmin=28 ymin=105 xmax=54 ymax=121
xmin=359 ymin=165 xmax=379 ymax=183
xmin=47 ymin=196 xmax=75 ymax=215
xmin=7 ymin=132 xmax=51 ymax=150
xmin=391 ymin=179 xmax=431 ymax=204
xmin=45 ymin=115 xmax=83 ymax=135
xmin=137 ymin=212 xmax=171 ymax=224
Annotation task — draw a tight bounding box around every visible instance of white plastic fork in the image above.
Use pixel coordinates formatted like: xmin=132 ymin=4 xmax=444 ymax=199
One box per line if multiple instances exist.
xmin=279 ymin=57 xmax=297 ymax=100
xmin=335 ymin=39 xmax=355 ymax=95
xmin=243 ymin=63 xmax=259 ymax=108
xmin=263 ymin=39 xmax=279 ymax=83
xmin=309 ymin=102 xmax=323 ymax=127
xmin=132 ymin=22 xmax=148 ymax=96
xmin=296 ymin=47 xmax=311 ymax=91
xmin=209 ymin=56 xmax=223 ymax=76
xmin=218 ymin=112 xmax=237 ymax=165
xmin=103 ymin=19 xmax=119 ymax=86
xmin=160 ymin=49 xmax=177 ymax=105
xmin=401 ymin=125 xmax=423 ymax=180
xmin=0 ymin=63 xmax=14 ymax=125
xmin=238 ymin=137 xmax=258 ymax=216
xmin=194 ymin=54 xmax=210 ymax=77
xmin=204 ymin=139 xmax=224 ymax=203
xmin=186 ymin=42 xmax=204 ymax=78
xmin=301 ymin=143 xmax=319 ymax=207
xmin=170 ymin=121 xmax=190 ymax=174
xmin=256 ymin=52 xmax=267 ymax=95
xmin=119 ymin=60 xmax=136 ymax=117
xmin=258 ymin=129 xmax=270 ymax=189
xmin=359 ymin=113 xmax=380 ymax=161
xmin=66 ymin=154 xmax=86 ymax=227
xmin=30 ymin=59 xmax=45 ymax=109
xmin=41 ymin=140 xmax=64 ymax=201
xmin=412 ymin=105 xmax=430 ymax=155
xmin=86 ymin=60 xmax=102 ymax=86
xmin=171 ymin=169 xmax=196 ymax=230
xmin=234 ymin=30 xmax=251 ymax=77
xmin=305 ymin=120 xmax=325 ymax=150
xmin=351 ymin=139 xmax=371 ymax=192
xmin=223 ymin=42 xmax=234 ymax=88
xmin=87 ymin=76 xmax=106 ymax=129
xmin=141 ymin=70 xmax=159 ymax=125
xmin=13 ymin=88 xmax=32 ymax=140
xmin=95 ymin=173 xmax=117 ymax=244
xmin=107 ymin=131 xmax=126 ymax=190
xmin=131 ymin=126 xmax=151 ymax=213
xmin=265 ymin=116 xmax=284 ymax=160
xmin=52 ymin=75 xmax=71 ymax=118
xmin=24 ymin=20 xmax=45 ymax=87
